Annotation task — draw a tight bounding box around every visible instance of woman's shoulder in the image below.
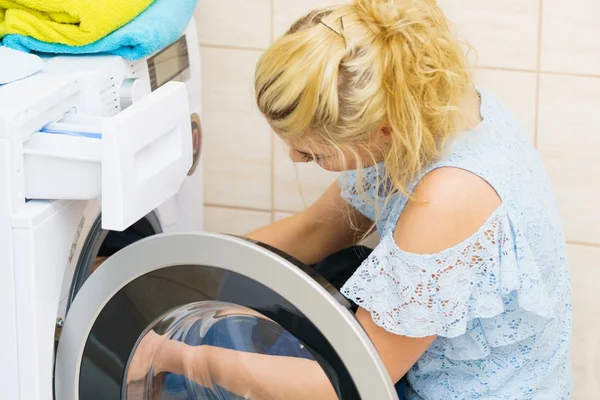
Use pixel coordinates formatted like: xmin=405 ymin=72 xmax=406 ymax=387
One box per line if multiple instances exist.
xmin=394 ymin=166 xmax=502 ymax=255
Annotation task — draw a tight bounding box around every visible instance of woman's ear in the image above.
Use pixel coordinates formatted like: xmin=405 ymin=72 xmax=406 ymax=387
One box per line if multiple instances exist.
xmin=377 ymin=124 xmax=393 ymax=142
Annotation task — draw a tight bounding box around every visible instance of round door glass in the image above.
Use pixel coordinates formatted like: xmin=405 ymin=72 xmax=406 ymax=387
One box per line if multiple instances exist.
xmin=124 ymin=301 xmax=340 ymax=399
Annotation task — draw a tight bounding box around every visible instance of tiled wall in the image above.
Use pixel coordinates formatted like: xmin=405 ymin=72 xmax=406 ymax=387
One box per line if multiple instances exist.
xmin=195 ymin=1 xmax=600 ymax=398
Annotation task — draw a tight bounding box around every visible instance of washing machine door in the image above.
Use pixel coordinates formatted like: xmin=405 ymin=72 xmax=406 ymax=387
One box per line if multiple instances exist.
xmin=55 ymin=233 xmax=398 ymax=400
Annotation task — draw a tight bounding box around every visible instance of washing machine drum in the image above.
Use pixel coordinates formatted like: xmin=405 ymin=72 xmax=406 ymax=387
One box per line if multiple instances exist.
xmin=55 ymin=233 xmax=397 ymax=400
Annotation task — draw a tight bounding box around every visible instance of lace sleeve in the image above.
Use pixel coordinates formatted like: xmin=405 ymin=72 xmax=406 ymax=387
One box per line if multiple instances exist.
xmin=341 ymin=206 xmax=555 ymax=339
xmin=338 ymin=168 xmax=381 ymax=221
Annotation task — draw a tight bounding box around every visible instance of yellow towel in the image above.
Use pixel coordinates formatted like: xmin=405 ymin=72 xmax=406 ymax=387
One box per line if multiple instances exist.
xmin=0 ymin=0 xmax=154 ymax=46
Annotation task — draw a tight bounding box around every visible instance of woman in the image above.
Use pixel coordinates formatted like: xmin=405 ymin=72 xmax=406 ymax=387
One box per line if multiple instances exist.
xmin=129 ymin=0 xmax=572 ymax=398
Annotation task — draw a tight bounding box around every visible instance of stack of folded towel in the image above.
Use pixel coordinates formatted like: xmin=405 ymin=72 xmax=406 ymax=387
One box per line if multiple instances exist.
xmin=0 ymin=0 xmax=199 ymax=60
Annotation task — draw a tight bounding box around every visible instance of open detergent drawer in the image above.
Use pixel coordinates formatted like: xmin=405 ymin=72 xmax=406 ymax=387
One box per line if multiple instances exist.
xmin=22 ymin=81 xmax=192 ymax=231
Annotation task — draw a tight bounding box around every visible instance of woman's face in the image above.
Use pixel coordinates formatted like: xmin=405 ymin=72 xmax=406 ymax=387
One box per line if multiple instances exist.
xmin=287 ymin=144 xmax=359 ymax=172
xmin=283 ymin=131 xmax=390 ymax=172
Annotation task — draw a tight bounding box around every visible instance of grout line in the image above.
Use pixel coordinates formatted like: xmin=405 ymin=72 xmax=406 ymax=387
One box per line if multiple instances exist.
xmin=270 ymin=132 xmax=276 ymax=222
xmin=198 ymin=43 xmax=600 ymax=79
xmin=270 ymin=0 xmax=275 ymax=43
xmin=538 ymin=70 xmax=600 ymax=80
xmin=534 ymin=74 xmax=541 ymax=148
xmin=269 ymin=0 xmax=276 ymax=223
xmin=203 ymin=203 xmax=302 ymax=217
xmin=477 ymin=65 xmax=600 ymax=80
xmin=205 ymin=202 xmax=600 ymax=247
xmin=567 ymin=241 xmax=600 ymax=248
xmin=477 ymin=65 xmax=538 ymax=74
xmin=274 ymin=209 xmax=302 ymax=215
xmin=199 ymin=43 xmax=266 ymax=52
xmin=204 ymin=203 xmax=271 ymax=213
xmin=533 ymin=0 xmax=544 ymax=147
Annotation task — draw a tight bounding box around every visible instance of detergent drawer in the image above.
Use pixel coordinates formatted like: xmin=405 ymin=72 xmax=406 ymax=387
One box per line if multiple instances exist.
xmin=22 ymin=81 xmax=192 ymax=231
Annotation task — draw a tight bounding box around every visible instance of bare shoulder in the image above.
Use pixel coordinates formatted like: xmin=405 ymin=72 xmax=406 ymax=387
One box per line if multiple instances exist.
xmin=394 ymin=167 xmax=502 ymax=254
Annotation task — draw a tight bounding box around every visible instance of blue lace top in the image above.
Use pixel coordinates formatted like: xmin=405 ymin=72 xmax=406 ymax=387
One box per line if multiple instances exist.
xmin=338 ymin=89 xmax=572 ymax=399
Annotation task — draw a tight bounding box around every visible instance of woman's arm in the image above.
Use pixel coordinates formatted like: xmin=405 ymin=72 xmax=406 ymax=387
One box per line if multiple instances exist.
xmin=140 ymin=334 xmax=335 ymax=399
xmin=204 ymin=347 xmax=337 ymax=400
xmin=246 ymin=181 xmax=373 ymax=265
xmin=151 ymin=323 xmax=434 ymax=400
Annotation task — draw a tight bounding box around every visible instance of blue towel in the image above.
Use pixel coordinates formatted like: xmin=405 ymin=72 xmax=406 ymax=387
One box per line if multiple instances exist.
xmin=2 ymin=0 xmax=199 ymax=60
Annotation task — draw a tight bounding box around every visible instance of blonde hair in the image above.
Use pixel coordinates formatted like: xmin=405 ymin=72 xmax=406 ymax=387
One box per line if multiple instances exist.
xmin=255 ymin=0 xmax=473 ymax=201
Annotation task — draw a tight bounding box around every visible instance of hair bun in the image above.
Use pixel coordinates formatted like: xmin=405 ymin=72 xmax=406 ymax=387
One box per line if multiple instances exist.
xmin=355 ymin=0 xmax=436 ymax=38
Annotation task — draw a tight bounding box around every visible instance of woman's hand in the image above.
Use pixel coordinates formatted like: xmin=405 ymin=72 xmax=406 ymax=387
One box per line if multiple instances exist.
xmin=127 ymin=330 xmax=215 ymax=390
xmin=181 ymin=346 xmax=215 ymax=390
xmin=126 ymin=330 xmax=167 ymax=383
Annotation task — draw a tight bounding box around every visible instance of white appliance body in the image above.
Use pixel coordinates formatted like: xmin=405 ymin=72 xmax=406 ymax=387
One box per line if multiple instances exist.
xmin=0 ymin=21 xmax=203 ymax=400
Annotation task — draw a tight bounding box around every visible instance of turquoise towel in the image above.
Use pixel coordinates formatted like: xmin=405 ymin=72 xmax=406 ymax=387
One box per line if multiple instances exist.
xmin=2 ymin=0 xmax=198 ymax=60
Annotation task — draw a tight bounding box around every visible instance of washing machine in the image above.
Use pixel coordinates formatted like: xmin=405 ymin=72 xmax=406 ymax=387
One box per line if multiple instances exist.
xmin=0 ymin=21 xmax=204 ymax=400
xmin=1 ymin=20 xmax=398 ymax=400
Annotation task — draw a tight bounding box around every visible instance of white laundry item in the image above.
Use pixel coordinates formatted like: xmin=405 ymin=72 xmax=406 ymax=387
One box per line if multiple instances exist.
xmin=0 ymin=46 xmax=44 ymax=84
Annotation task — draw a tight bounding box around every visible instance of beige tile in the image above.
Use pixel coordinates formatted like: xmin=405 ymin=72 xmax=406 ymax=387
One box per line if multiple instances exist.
xmin=360 ymin=232 xmax=380 ymax=249
xmin=474 ymin=69 xmax=537 ymax=141
xmin=272 ymin=0 xmax=341 ymax=39
xmin=273 ymin=211 xmax=294 ymax=221
xmin=438 ymin=0 xmax=539 ymax=70
xmin=204 ymin=206 xmax=271 ymax=235
xmin=537 ymin=75 xmax=600 ymax=244
xmin=541 ymin=0 xmax=600 ymax=75
xmin=195 ymin=0 xmax=271 ymax=48
xmin=273 ymin=138 xmax=338 ymax=212
xmin=201 ymin=47 xmax=272 ymax=210
xmin=568 ymin=245 xmax=600 ymax=399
